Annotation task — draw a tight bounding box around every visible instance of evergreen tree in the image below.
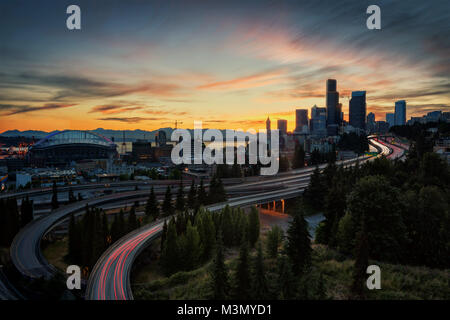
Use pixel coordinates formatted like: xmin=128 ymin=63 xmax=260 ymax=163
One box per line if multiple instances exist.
xmin=68 ymin=187 xmax=76 ymax=203
xmin=161 ymin=219 xmax=179 ymax=276
xmin=175 ymin=182 xmax=185 ymax=212
xmin=187 ymin=180 xmax=197 ymax=210
xmin=232 ymin=231 xmax=251 ymax=299
xmin=292 ymin=142 xmax=305 ymax=169
xmin=276 ymin=255 xmax=296 ymax=299
xmin=195 ymin=210 xmax=216 ymax=261
xmin=102 ymin=212 xmax=109 ymax=248
xmin=110 ymin=212 xmax=121 ymax=242
xmin=182 ymin=220 xmax=201 ymax=270
xmin=196 ymin=179 xmax=207 ymax=208
xmin=345 ymin=175 xmax=407 ymax=263
xmin=303 ymin=167 xmax=324 ymax=211
xmin=128 ymin=205 xmax=138 ymax=232
xmin=252 ymin=242 xmax=268 ymax=299
xmin=247 ymin=206 xmax=260 ymax=247
xmin=265 ymin=225 xmax=283 ymax=258
xmin=286 ymin=209 xmax=311 ymax=275
xmin=220 ymin=206 xmax=234 ymax=246
xmin=321 ymin=184 xmax=346 ymax=246
xmin=210 ymin=230 xmax=229 ymax=300
xmin=160 ymin=219 xmax=168 ymax=252
xmin=350 ymin=222 xmax=369 ymax=300
xmin=145 ymin=187 xmax=159 ymax=220
xmin=162 ymin=185 xmax=174 ymax=216
xmin=51 ymin=181 xmax=59 ymax=209
xmin=118 ymin=209 xmax=126 ymax=237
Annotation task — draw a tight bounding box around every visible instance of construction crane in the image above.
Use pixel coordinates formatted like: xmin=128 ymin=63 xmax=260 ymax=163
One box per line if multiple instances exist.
xmin=175 ymin=120 xmax=183 ymax=129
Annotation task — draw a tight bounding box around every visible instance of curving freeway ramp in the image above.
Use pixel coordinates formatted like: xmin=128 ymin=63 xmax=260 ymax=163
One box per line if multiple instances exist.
xmin=9 ymin=137 xmax=394 ymax=299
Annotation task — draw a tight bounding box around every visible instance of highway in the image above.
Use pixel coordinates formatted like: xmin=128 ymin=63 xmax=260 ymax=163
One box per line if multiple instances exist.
xmin=86 ymin=139 xmax=393 ymax=300
xmin=8 ymin=137 xmax=394 ymax=299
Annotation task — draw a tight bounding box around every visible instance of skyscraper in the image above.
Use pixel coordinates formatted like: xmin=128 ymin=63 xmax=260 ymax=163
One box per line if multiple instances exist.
xmin=395 ymin=100 xmax=406 ymax=126
xmin=277 ymin=119 xmax=288 ymax=135
xmin=367 ymin=112 xmax=376 ymax=133
xmin=295 ymin=109 xmax=309 ymax=133
xmin=349 ymin=91 xmax=366 ymax=130
xmin=386 ymin=113 xmax=395 ymax=128
xmin=310 ymin=105 xmax=327 ymax=136
xmin=266 ymin=116 xmax=271 ymax=149
xmin=326 ymin=79 xmax=340 ymax=127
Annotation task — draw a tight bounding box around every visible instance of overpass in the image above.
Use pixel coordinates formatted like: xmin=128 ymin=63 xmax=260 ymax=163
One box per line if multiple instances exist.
xmin=8 ymin=137 xmax=393 ymax=299
xmin=86 ymin=139 xmax=393 ymax=300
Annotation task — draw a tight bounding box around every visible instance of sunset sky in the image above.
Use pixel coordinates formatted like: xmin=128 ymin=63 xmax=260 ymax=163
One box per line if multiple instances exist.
xmin=0 ymin=0 xmax=449 ymax=133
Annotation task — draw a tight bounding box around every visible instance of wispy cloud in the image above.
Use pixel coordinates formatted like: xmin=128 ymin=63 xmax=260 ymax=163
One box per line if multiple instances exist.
xmin=197 ymin=69 xmax=287 ymax=91
xmin=0 ymin=103 xmax=76 ymax=116
xmin=97 ymin=117 xmax=167 ymax=123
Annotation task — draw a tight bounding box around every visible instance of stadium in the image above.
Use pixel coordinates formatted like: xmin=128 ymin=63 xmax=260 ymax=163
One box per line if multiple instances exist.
xmin=28 ymin=130 xmax=118 ymax=167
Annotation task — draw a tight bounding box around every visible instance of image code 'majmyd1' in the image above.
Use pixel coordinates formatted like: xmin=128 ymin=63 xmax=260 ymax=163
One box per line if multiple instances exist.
xmin=0 ymin=0 xmax=449 ymax=307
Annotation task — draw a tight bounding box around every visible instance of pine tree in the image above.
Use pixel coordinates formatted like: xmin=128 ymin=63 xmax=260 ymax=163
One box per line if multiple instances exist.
xmin=233 ymin=231 xmax=251 ymax=299
xmin=110 ymin=212 xmax=121 ymax=242
xmin=118 ymin=209 xmax=125 ymax=237
xmin=286 ymin=209 xmax=312 ymax=275
xmin=68 ymin=187 xmax=76 ymax=203
xmin=187 ymin=180 xmax=197 ymax=210
xmin=160 ymin=219 xmax=168 ymax=252
xmin=210 ymin=230 xmax=229 ymax=300
xmin=162 ymin=185 xmax=173 ymax=216
xmin=303 ymin=167 xmax=324 ymax=211
xmin=292 ymin=142 xmax=305 ymax=169
xmin=102 ymin=212 xmax=109 ymax=248
xmin=276 ymin=255 xmax=296 ymax=299
xmin=247 ymin=206 xmax=260 ymax=247
xmin=196 ymin=210 xmax=216 ymax=261
xmin=252 ymin=241 xmax=268 ymax=299
xmin=196 ymin=179 xmax=207 ymax=208
xmin=128 ymin=205 xmax=138 ymax=232
xmin=265 ymin=225 xmax=283 ymax=258
xmin=145 ymin=187 xmax=159 ymax=221
xmin=182 ymin=220 xmax=201 ymax=270
xmin=161 ymin=219 xmax=179 ymax=276
xmin=175 ymin=182 xmax=185 ymax=212
xmin=350 ymin=222 xmax=369 ymax=300
xmin=220 ymin=205 xmax=234 ymax=246
xmin=51 ymin=181 xmax=59 ymax=209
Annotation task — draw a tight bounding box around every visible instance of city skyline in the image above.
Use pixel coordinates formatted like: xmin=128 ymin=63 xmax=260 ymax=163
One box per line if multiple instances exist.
xmin=0 ymin=0 xmax=449 ymax=133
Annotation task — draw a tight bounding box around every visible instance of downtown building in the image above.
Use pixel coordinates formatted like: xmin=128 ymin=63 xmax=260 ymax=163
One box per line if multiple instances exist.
xmin=366 ymin=112 xmax=376 ymax=133
xmin=294 ymin=109 xmax=309 ymax=133
xmin=395 ymin=100 xmax=406 ymax=126
xmin=386 ymin=113 xmax=395 ymax=128
xmin=349 ymin=91 xmax=367 ymax=133
xmin=277 ymin=119 xmax=288 ymax=135
xmin=310 ymin=105 xmax=327 ymax=136
xmin=325 ymin=79 xmax=341 ymax=136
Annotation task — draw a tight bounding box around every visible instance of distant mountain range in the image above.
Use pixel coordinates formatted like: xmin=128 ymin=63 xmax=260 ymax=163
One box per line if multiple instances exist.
xmin=0 ymin=128 xmax=174 ymax=142
xmin=0 ymin=128 xmax=257 ymax=142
